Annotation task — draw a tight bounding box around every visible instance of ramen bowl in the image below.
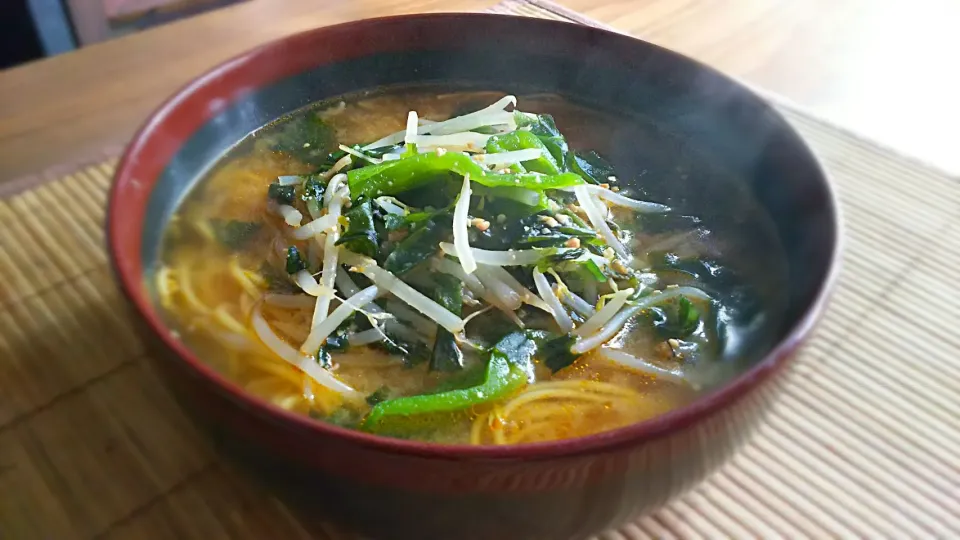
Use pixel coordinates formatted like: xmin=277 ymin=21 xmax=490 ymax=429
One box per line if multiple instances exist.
xmin=107 ymin=13 xmax=839 ymax=540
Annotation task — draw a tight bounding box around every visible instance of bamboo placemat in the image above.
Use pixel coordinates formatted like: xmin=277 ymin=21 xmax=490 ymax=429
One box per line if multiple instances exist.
xmin=1 ymin=2 xmax=958 ymax=538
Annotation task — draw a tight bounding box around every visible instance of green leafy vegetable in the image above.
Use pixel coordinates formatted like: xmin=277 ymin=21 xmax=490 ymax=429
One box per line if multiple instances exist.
xmin=317 ymin=143 xmax=398 ymax=174
xmin=647 ymin=296 xmax=701 ymax=339
xmin=383 ymin=203 xmax=453 ymax=232
xmin=569 ymin=150 xmax=616 ymax=185
xmin=321 ymin=407 xmax=362 ymax=429
xmin=316 ymin=319 xmax=351 ymax=368
xmin=514 ymin=222 xmax=595 ymax=249
xmin=514 ymin=113 xmax=616 ymax=185
xmin=383 ymin=218 xmax=449 ymax=275
xmin=536 ymin=332 xmax=580 ymax=373
xmin=366 ymin=386 xmax=391 ymax=406
xmin=365 ymin=144 xmax=405 ymax=159
xmin=285 ymin=246 xmax=308 ymax=274
xmin=383 ymin=213 xmax=408 ymax=231
xmin=258 ymin=261 xmax=296 ymax=293
xmin=268 ymin=183 xmax=296 ymax=205
xmin=336 ymin=201 xmax=379 ymax=257
xmin=581 ymin=259 xmax=607 ymax=282
xmin=429 ymin=274 xmax=464 ymax=372
xmin=273 ymin=113 xmax=338 ymax=165
xmin=300 ymin=176 xmax=326 ymax=202
xmin=211 ymin=219 xmax=261 ymax=250
xmin=428 ymin=363 xmax=488 ymax=394
xmin=372 ymin=333 xmax=430 ymax=367
xmin=470 ymin=212 xmax=547 ymax=250
xmin=547 ymin=248 xmax=585 ymax=263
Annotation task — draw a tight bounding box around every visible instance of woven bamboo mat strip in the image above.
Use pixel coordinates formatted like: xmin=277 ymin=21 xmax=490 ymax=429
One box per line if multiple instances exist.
xmin=1 ymin=2 xmax=958 ymax=538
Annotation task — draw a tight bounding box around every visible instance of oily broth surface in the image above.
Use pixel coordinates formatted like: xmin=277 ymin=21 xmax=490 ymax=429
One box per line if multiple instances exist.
xmin=158 ymin=88 xmax=782 ymax=444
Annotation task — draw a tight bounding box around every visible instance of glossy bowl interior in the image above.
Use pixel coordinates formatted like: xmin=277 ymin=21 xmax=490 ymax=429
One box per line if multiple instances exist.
xmin=108 ymin=13 xmax=839 ymax=540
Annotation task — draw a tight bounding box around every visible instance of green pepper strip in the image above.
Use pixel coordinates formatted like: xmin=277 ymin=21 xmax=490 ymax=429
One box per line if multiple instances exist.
xmin=486 ymin=130 xmax=562 ymax=175
xmin=347 ymin=151 xmax=583 ymax=199
xmin=361 ymin=349 xmax=528 ymax=432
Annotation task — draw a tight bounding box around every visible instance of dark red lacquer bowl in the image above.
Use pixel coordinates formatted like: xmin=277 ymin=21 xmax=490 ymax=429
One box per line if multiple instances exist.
xmin=107 ymin=14 xmax=839 ymax=540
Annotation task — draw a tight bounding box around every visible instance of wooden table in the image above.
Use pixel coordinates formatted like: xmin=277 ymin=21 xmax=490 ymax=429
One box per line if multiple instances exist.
xmin=2 ymin=0 xmax=960 ymax=184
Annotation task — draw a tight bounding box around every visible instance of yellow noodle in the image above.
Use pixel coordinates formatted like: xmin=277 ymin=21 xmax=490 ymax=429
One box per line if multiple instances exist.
xmin=246 ymin=362 xmax=339 ymax=415
xmin=245 ymin=269 xmax=268 ymax=288
xmin=246 ymin=355 xmax=305 ymax=387
xmin=263 ymin=304 xmax=312 ymax=329
xmin=245 ymin=377 xmax=287 ymax=395
xmin=176 ymin=263 xmax=213 ymax=315
xmin=276 ymin=394 xmax=303 ymax=411
xmin=515 ymin=401 xmax=580 ymax=422
xmin=192 ymin=219 xmax=216 ymax=242
xmin=213 ymin=304 xmax=249 ymax=334
xmin=156 ymin=266 xmax=178 ymax=309
xmin=492 ymin=421 xmax=508 ymax=444
xmin=269 ymin=318 xmax=310 ymax=343
xmin=484 ymin=379 xmax=645 ymax=444
xmin=471 ymin=405 xmax=510 ymax=445
xmin=524 ymin=379 xmax=642 ymax=398
xmin=501 ymin=388 xmax=625 ymax=418
xmin=239 ymin=293 xmax=255 ymax=318
xmin=470 ymin=412 xmax=487 ymax=445
xmin=219 ymin=348 xmax=240 ymax=378
xmin=229 ymin=257 xmax=263 ymax=298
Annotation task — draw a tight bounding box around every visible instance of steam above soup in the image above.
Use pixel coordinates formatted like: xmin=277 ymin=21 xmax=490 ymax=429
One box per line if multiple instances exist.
xmin=156 ymin=90 xmax=784 ymax=445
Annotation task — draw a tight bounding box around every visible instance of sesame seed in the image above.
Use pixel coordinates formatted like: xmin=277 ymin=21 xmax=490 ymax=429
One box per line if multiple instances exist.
xmin=564 ymin=238 xmax=581 ymax=248
xmin=471 ymin=218 xmax=491 ymax=231
xmin=666 ymin=284 xmax=679 ymax=289
xmin=436 ymin=148 xmax=447 ymax=156
xmin=538 ymin=215 xmax=559 ymax=228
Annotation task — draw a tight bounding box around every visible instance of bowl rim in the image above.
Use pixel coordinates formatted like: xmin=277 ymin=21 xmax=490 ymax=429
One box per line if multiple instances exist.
xmin=107 ymin=12 xmax=842 ymax=460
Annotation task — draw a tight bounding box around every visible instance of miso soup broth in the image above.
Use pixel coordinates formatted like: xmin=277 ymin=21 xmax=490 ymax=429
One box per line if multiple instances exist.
xmin=156 ymin=88 xmax=787 ymax=445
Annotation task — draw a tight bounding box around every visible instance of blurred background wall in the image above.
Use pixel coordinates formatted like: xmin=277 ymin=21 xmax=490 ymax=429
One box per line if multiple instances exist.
xmin=1 ymin=0 xmax=246 ymax=68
